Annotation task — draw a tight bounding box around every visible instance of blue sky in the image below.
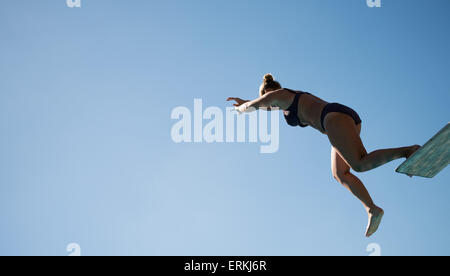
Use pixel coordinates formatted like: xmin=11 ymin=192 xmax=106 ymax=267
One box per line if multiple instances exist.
xmin=0 ymin=0 xmax=449 ymax=256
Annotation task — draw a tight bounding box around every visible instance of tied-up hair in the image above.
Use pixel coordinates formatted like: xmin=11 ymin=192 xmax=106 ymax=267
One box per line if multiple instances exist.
xmin=259 ymin=73 xmax=282 ymax=97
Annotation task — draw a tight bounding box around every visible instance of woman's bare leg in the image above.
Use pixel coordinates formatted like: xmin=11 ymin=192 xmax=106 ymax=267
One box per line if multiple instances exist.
xmin=358 ymin=146 xmax=418 ymax=172
xmin=325 ymin=114 xmax=422 ymax=236
xmin=332 ymin=145 xmax=384 ymax=237
xmin=331 ymin=147 xmax=375 ymax=209
xmin=325 ymin=113 xmax=421 ymax=173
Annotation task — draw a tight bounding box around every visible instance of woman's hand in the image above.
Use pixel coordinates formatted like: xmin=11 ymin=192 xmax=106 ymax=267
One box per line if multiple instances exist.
xmin=235 ymin=102 xmax=250 ymax=114
xmin=226 ymin=97 xmax=248 ymax=107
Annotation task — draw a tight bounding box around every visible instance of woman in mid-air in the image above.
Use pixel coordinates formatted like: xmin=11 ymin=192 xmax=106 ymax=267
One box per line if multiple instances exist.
xmin=227 ymin=74 xmax=421 ymax=237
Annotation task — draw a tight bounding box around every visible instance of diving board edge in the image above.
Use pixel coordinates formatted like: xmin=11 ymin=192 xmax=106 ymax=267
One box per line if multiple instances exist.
xmin=396 ymin=122 xmax=450 ymax=178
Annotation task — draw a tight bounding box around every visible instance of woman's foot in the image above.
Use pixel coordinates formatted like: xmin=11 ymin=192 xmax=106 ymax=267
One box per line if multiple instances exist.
xmin=405 ymin=145 xmax=421 ymax=159
xmin=365 ymin=206 xmax=384 ymax=238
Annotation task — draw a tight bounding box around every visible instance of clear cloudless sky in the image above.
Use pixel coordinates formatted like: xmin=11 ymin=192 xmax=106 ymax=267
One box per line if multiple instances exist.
xmin=0 ymin=0 xmax=449 ymax=256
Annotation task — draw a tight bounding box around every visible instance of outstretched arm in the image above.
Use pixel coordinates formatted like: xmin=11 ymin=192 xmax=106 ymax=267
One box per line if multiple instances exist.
xmin=230 ymin=91 xmax=279 ymax=113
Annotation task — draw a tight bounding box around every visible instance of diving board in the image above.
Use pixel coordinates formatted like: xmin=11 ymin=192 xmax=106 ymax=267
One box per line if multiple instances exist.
xmin=396 ymin=123 xmax=450 ymax=178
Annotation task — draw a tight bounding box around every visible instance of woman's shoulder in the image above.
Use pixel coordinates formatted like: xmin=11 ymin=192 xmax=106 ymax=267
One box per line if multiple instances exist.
xmin=283 ymin=88 xmax=310 ymax=95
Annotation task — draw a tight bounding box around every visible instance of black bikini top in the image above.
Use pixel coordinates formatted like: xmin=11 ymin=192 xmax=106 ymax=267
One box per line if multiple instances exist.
xmin=283 ymin=88 xmax=310 ymax=128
